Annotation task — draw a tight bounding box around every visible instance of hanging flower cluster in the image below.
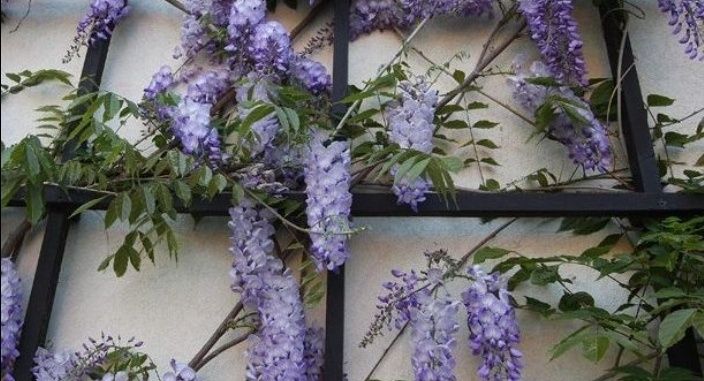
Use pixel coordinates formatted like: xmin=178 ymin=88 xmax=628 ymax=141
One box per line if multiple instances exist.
xmin=658 ymin=0 xmax=704 ymax=61
xmin=518 ymin=0 xmax=588 ymax=86
xmin=1 ymin=258 xmax=23 ymax=381
xmin=76 ymin=0 xmax=130 ymax=45
xmin=385 ymin=77 xmax=438 ymax=212
xmin=509 ymin=60 xmax=612 ymax=172
xmin=371 ymin=252 xmax=522 ymax=381
xmin=228 ymin=199 xmax=324 ymax=379
xmin=349 ymin=0 xmax=493 ymax=40
xmin=304 ymin=133 xmax=353 ymax=272
xmin=463 ymin=266 xmax=522 ymax=381
xmin=32 ymin=334 xmax=150 ymax=381
xmin=409 ymin=290 xmax=460 ymax=380
xmin=162 ymin=360 xmax=199 ymax=381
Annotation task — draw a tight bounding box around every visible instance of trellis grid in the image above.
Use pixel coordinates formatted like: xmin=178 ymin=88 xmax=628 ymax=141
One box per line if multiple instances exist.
xmin=7 ymin=1 xmax=704 ymax=380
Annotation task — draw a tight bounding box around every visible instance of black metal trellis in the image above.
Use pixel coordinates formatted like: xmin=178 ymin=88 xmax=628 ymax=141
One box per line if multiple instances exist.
xmin=8 ymin=2 xmax=704 ymax=380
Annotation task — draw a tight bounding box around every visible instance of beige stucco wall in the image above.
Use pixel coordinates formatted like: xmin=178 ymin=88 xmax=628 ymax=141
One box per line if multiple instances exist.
xmin=2 ymin=1 xmax=702 ymax=380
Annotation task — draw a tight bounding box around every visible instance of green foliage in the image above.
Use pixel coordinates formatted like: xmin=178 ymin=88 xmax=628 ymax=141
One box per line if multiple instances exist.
xmin=1 ymin=69 xmax=73 ymax=96
xmin=492 ymin=217 xmax=704 ymax=373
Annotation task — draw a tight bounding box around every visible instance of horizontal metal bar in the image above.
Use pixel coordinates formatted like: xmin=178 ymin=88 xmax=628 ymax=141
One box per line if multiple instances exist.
xmin=8 ymin=186 xmax=703 ymax=217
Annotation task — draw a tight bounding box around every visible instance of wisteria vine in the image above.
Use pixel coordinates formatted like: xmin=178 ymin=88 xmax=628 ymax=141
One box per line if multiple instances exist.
xmin=1 ymin=0 xmax=702 ymax=380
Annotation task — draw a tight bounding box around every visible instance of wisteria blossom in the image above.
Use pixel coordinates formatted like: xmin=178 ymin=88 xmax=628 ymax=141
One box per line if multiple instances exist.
xmin=304 ymin=133 xmax=353 ymax=271
xmin=518 ymin=0 xmax=588 ymax=86
xmin=385 ymin=77 xmax=438 ymax=211
xmin=291 ymin=56 xmax=332 ymax=95
xmin=162 ymin=360 xmax=199 ymax=381
xmin=509 ymin=60 xmax=612 ymax=172
xmin=409 ymin=290 xmax=460 ymax=381
xmin=658 ymin=0 xmax=704 ymax=60
xmin=32 ymin=348 xmax=76 ymax=381
xmin=249 ymin=21 xmax=293 ymax=75
xmin=463 ymin=266 xmax=522 ymax=381
xmin=228 ymin=199 xmax=316 ymax=379
xmin=1 ymin=258 xmax=22 ymax=381
xmin=76 ymin=0 xmax=130 ymax=45
xmin=144 ymin=65 xmax=174 ymax=101
xmin=303 ymin=327 xmax=325 ymax=381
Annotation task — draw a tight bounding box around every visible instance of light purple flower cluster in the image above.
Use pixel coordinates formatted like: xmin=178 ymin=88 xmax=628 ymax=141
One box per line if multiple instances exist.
xmin=144 ymin=65 xmax=174 ymax=101
xmin=518 ymin=0 xmax=588 ymax=86
xmin=385 ymin=77 xmax=438 ymax=212
xmin=303 ymin=133 xmax=353 ymax=272
xmin=303 ymin=327 xmax=325 ymax=381
xmin=409 ymin=290 xmax=459 ymax=381
xmin=658 ymin=0 xmax=704 ymax=60
xmin=162 ymin=360 xmax=198 ymax=381
xmin=171 ymin=69 xmax=230 ymax=165
xmin=227 ymin=0 xmax=267 ymax=55
xmin=349 ymin=0 xmax=493 ymax=40
xmin=228 ymin=199 xmax=312 ymax=380
xmin=462 ymin=266 xmax=522 ymax=381
xmin=291 ymin=57 xmax=333 ymax=95
xmin=32 ymin=334 xmax=146 ymax=381
xmin=249 ymin=21 xmax=293 ymax=75
xmin=32 ymin=348 xmax=76 ymax=381
xmin=377 ymin=268 xmax=422 ymax=329
xmin=509 ymin=60 xmax=612 ymax=172
xmin=76 ymin=0 xmax=130 ymax=45
xmin=1 ymin=258 xmax=22 ymax=381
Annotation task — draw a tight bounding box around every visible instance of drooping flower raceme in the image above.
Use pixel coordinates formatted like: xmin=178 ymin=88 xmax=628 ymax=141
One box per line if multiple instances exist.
xmin=1 ymin=258 xmax=23 ymax=380
xmin=248 ymin=21 xmax=293 ymax=76
xmin=32 ymin=348 xmax=76 ymax=381
xmin=409 ymin=289 xmax=460 ymax=381
xmin=291 ymin=56 xmax=332 ymax=95
xmin=385 ymin=77 xmax=438 ymax=211
xmin=303 ymin=327 xmax=325 ymax=381
xmin=162 ymin=360 xmax=198 ymax=381
xmin=228 ymin=199 xmax=313 ymax=380
xmin=304 ymin=133 xmax=353 ymax=272
xmin=462 ymin=266 xmax=522 ymax=381
xmin=227 ymin=0 xmax=267 ymax=54
xmin=658 ymin=0 xmax=704 ymax=60
xmin=518 ymin=0 xmax=588 ymax=86
xmin=171 ymin=69 xmax=230 ymax=165
xmin=76 ymin=0 xmax=130 ymax=45
xmin=144 ymin=65 xmax=174 ymax=101
xmin=509 ymin=60 xmax=612 ymax=172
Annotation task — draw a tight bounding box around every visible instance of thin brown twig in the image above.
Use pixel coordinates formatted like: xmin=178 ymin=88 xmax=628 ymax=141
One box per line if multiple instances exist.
xmin=1 ymin=219 xmax=32 ymax=261
xmin=193 ymin=328 xmax=254 ymax=371
xmin=188 ymin=301 xmax=244 ymax=369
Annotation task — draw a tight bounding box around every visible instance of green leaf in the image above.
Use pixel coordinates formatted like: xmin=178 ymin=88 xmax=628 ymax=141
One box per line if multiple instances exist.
xmin=476 ymin=139 xmax=499 ymax=149
xmin=581 ymin=335 xmax=610 ymax=362
xmin=25 ymin=186 xmax=45 ymax=224
xmin=69 ymin=195 xmax=108 ymax=218
xmin=558 ymin=291 xmax=595 ymax=312
xmin=525 ymin=296 xmax=554 ymax=317
xmin=473 ymin=120 xmax=499 ymax=129
xmin=128 ymin=246 xmax=141 ymax=271
xmin=113 ymin=246 xmax=130 ymax=277
xmin=647 ymin=94 xmax=675 ymax=107
xmin=664 ymin=131 xmax=689 ymax=148
xmin=658 ymin=309 xmax=697 ymax=350
xmin=442 ymin=120 xmax=469 ymax=129
xmin=530 ymin=266 xmax=560 ymax=285
xmin=473 ymin=247 xmax=512 ymax=264
xmin=692 ymin=312 xmax=704 ymax=339
xmin=549 ymin=326 xmax=590 ymax=360
xmin=173 ymin=180 xmax=192 ymax=205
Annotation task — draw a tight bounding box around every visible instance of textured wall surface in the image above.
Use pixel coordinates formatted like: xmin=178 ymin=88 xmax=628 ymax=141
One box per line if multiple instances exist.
xmin=1 ymin=1 xmax=702 ymax=380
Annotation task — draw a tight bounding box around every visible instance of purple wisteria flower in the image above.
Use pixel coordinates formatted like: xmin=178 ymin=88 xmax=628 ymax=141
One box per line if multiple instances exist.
xmin=76 ymin=0 xmax=130 ymax=45
xmin=174 ymin=14 xmax=208 ymax=59
xmin=462 ymin=266 xmax=522 ymax=381
xmin=378 ymin=268 xmax=422 ymax=330
xmin=170 ymin=69 xmax=230 ymax=165
xmin=518 ymin=0 xmax=588 ymax=86
xmin=291 ymin=56 xmax=332 ymax=95
xmin=658 ymin=0 xmax=704 ymax=60
xmin=228 ymin=199 xmax=310 ymax=379
xmin=304 ymin=133 xmax=353 ymax=272
xmin=32 ymin=348 xmax=76 ymax=381
xmin=248 ymin=21 xmax=293 ymax=75
xmin=1 ymin=258 xmax=22 ymax=381
xmin=144 ymin=65 xmax=174 ymax=101
xmin=227 ymin=0 xmax=267 ymax=54
xmin=409 ymin=290 xmax=459 ymax=381
xmin=303 ymin=327 xmax=325 ymax=381
xmin=349 ymin=0 xmax=493 ymax=40
xmin=385 ymin=77 xmax=438 ymax=212
xmin=509 ymin=60 xmax=612 ymax=172
xmin=162 ymin=360 xmax=198 ymax=381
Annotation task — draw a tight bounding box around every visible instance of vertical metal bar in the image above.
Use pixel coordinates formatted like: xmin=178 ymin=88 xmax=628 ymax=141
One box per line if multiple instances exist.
xmin=598 ymin=5 xmax=662 ymax=193
xmin=600 ymin=4 xmax=701 ymax=375
xmin=324 ymin=0 xmax=349 ymax=379
xmin=13 ymin=37 xmax=112 ymax=381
